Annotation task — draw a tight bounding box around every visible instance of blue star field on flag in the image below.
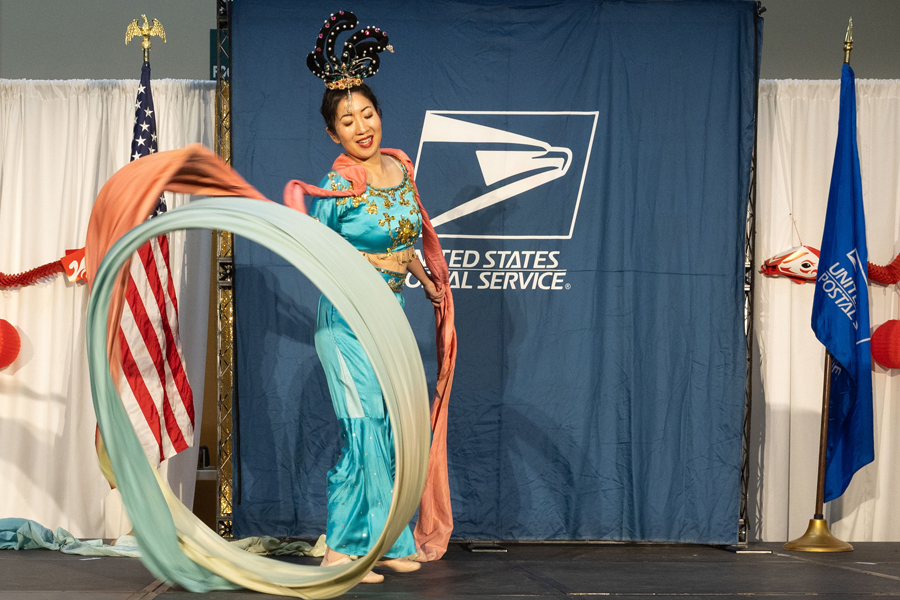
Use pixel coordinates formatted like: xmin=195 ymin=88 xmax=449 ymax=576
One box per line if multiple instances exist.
xmin=131 ymin=62 xmax=165 ymax=215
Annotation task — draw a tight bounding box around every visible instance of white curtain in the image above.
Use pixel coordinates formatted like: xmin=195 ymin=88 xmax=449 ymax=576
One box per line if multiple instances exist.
xmin=753 ymin=79 xmax=900 ymax=541
xmin=0 ymin=79 xmax=215 ymax=537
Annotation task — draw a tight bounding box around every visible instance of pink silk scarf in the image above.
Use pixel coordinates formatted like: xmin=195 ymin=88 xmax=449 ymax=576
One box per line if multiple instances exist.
xmin=284 ymin=148 xmax=457 ymax=561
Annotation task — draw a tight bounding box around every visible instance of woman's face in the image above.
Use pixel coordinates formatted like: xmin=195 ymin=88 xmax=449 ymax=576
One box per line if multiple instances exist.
xmin=328 ymin=91 xmax=382 ymax=163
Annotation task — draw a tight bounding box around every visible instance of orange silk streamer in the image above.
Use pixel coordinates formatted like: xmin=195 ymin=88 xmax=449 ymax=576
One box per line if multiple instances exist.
xmin=84 ymin=144 xmax=267 ymax=383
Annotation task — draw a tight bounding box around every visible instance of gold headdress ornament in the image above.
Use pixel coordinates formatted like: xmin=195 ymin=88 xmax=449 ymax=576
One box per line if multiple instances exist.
xmin=126 ymin=15 xmax=166 ymax=63
xmin=307 ymin=11 xmax=393 ymax=90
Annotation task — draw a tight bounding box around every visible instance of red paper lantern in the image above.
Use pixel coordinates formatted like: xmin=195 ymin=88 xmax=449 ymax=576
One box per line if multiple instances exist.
xmin=0 ymin=319 xmax=20 ymax=369
xmin=871 ymin=320 xmax=900 ymax=369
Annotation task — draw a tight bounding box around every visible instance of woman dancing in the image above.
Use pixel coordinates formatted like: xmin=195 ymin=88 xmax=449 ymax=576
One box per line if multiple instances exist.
xmin=290 ymin=11 xmax=449 ymax=583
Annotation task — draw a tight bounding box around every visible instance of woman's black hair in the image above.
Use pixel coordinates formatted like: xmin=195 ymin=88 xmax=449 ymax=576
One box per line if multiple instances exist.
xmin=320 ymin=83 xmax=381 ymax=133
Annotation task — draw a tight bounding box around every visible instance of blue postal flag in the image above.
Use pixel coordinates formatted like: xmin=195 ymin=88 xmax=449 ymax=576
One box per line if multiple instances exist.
xmin=811 ymin=63 xmax=874 ymax=503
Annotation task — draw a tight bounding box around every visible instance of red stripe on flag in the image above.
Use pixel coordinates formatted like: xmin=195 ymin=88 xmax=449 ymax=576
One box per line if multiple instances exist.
xmin=118 ymin=326 xmax=165 ymax=463
xmin=137 ymin=241 xmax=195 ymax=425
xmin=157 ymin=234 xmax=179 ymax=313
xmin=124 ymin=258 xmax=189 ymax=454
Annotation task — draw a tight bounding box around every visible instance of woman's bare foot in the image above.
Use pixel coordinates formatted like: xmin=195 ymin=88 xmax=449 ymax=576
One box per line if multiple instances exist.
xmin=360 ymin=571 xmax=384 ymax=583
xmin=375 ymin=557 xmax=422 ymax=572
xmin=320 ymin=546 xmax=351 ymax=566
xmin=321 ymin=546 xmax=384 ymax=583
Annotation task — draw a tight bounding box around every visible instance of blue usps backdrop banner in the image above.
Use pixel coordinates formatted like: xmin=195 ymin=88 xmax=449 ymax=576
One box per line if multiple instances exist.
xmin=232 ymin=0 xmax=760 ymax=543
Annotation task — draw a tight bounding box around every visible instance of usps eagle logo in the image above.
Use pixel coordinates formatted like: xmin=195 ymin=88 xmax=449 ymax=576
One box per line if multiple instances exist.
xmin=413 ymin=111 xmax=598 ymax=240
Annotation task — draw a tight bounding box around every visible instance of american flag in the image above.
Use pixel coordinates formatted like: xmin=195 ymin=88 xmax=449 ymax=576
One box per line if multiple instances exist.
xmin=118 ymin=62 xmax=194 ymax=465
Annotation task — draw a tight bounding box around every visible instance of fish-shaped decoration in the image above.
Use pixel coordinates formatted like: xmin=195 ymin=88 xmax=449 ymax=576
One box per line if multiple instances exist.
xmin=761 ymin=244 xmax=900 ymax=286
xmin=759 ymin=245 xmax=820 ymax=283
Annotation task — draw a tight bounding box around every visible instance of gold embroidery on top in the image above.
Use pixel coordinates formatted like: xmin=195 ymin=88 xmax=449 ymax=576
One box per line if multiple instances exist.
xmin=328 ymin=172 xmax=355 ymax=206
xmin=328 ymin=172 xmax=352 ymax=192
xmin=363 ymin=161 xmax=422 ymax=254
xmin=329 ymin=159 xmax=422 ymax=255
xmin=393 ymin=216 xmax=418 ymax=249
xmin=379 ymin=213 xmax=396 ymax=228
xmin=365 ymin=180 xmax=411 ymax=205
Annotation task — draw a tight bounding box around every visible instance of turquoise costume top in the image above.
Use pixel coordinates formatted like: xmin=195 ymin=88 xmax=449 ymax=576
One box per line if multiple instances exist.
xmin=310 ymin=158 xmax=422 ymax=558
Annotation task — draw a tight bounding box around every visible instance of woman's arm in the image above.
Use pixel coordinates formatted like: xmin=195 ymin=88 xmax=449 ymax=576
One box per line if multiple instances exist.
xmin=407 ymin=256 xmax=445 ymax=307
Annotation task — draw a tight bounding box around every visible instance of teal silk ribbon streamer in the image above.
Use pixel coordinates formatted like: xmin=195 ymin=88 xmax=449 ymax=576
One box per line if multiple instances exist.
xmin=86 ymin=198 xmax=430 ymax=597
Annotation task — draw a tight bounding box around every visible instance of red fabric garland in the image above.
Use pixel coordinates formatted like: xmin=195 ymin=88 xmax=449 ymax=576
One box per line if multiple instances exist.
xmin=0 ymin=260 xmax=65 ymax=288
xmin=868 ymin=252 xmax=900 ymax=285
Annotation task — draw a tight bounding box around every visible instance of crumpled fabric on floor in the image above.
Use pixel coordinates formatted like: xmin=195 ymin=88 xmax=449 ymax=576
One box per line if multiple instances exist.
xmin=0 ymin=518 xmax=141 ymax=557
xmin=232 ymin=534 xmax=327 ymax=557
xmin=1 ymin=517 xmax=328 ymax=561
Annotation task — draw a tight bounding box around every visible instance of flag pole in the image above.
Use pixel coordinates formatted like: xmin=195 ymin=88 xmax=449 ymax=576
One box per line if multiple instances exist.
xmin=784 ymin=20 xmax=855 ymax=553
xmin=96 ymin=14 xmax=168 ymax=485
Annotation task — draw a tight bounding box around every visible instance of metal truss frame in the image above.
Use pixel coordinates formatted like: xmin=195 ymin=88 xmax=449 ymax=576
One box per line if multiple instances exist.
xmin=214 ymin=0 xmax=234 ymax=539
xmin=738 ymin=3 xmax=764 ymax=546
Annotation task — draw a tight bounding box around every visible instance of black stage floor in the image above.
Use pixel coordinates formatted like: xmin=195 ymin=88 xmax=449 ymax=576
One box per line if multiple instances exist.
xmin=3 ymin=542 xmax=900 ymax=599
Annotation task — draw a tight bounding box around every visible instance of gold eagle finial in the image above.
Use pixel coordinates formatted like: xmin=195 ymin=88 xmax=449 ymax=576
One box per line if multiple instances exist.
xmin=126 ymin=15 xmax=166 ymax=63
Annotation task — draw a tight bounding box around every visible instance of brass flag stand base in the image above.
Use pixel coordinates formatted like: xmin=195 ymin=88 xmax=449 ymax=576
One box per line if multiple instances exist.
xmin=784 ymin=518 xmax=853 ymax=552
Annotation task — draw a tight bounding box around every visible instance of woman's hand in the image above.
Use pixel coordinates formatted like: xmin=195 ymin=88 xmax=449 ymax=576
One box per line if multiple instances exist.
xmin=406 ymin=253 xmax=446 ymax=308
xmin=423 ymin=280 xmax=445 ymax=307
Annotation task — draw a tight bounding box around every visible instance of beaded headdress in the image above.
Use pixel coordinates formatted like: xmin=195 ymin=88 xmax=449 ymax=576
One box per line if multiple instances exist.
xmin=307 ymin=11 xmax=393 ymax=90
